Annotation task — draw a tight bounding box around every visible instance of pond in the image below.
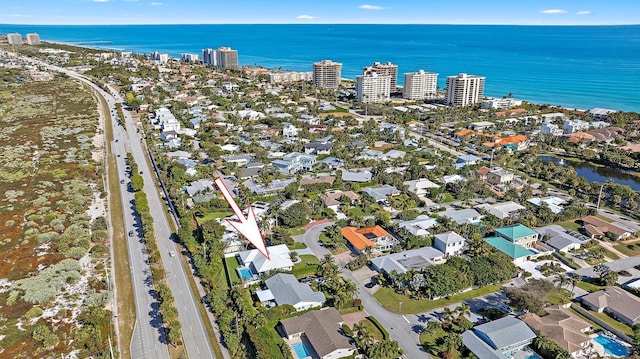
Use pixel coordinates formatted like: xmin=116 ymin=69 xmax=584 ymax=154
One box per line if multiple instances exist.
xmin=538 ymin=156 xmax=640 ymax=191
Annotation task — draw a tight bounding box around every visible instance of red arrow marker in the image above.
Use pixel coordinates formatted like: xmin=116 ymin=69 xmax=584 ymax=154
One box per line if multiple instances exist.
xmin=214 ymin=177 xmax=269 ymax=260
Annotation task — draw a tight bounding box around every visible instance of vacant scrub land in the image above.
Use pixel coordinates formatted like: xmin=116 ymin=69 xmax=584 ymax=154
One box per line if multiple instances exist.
xmin=0 ymin=67 xmax=113 ymax=358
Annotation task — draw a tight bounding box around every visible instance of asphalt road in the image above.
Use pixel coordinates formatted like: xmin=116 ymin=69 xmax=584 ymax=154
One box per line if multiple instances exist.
xmin=23 ymin=57 xmax=172 ymax=359
xmin=22 ymin=54 xmax=215 ymax=359
xmin=295 ymin=222 xmax=431 ymax=358
xmin=109 ymin=87 xmax=216 ymax=359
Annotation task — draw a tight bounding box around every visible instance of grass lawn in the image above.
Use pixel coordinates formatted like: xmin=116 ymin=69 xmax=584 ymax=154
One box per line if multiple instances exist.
xmin=225 ymin=256 xmax=242 ymax=285
xmin=374 ymin=284 xmax=504 ymax=314
xmin=289 ymin=242 xmax=308 ymax=250
xmin=356 ymin=319 xmax=385 ymax=341
xmin=602 ymin=247 xmax=620 ymax=260
xmin=576 ymin=280 xmax=606 ymax=293
xmin=199 ymin=211 xmax=233 ymax=223
xmin=546 ymin=289 xmax=573 ymax=305
xmin=558 ymin=220 xmax=581 ymax=232
xmin=291 ymin=255 xmax=321 ymax=278
xmin=349 ymin=207 xmax=365 ymax=217
xmin=614 ymin=242 xmax=640 ymax=257
xmin=286 ymin=227 xmax=306 ymax=236
xmin=589 ymin=309 xmax=633 ymax=336
xmin=420 ymin=327 xmax=461 ymax=359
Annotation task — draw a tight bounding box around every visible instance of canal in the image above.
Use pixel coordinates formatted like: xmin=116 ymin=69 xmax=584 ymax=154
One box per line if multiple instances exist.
xmin=538 ymin=156 xmax=640 ymax=192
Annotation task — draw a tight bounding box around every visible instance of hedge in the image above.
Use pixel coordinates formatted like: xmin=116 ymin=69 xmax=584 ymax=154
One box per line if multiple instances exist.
xmin=365 ymin=316 xmax=389 ymax=340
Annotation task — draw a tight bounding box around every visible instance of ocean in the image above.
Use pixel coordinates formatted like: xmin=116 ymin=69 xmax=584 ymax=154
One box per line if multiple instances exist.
xmin=2 ymin=24 xmax=639 ymax=112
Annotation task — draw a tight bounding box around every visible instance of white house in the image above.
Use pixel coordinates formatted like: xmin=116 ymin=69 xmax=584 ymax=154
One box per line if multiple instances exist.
xmin=433 ymin=231 xmax=467 ymax=256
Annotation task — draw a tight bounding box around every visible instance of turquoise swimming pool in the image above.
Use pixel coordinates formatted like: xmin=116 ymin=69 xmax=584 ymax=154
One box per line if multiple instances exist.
xmin=237 ymin=268 xmax=253 ymax=280
xmin=292 ymin=342 xmax=311 ymax=359
xmin=594 ymin=335 xmax=629 ymax=357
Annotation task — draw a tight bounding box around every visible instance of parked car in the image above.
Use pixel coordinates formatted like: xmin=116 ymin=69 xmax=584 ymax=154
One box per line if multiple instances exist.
xmin=128 ymin=230 xmax=134 ymax=237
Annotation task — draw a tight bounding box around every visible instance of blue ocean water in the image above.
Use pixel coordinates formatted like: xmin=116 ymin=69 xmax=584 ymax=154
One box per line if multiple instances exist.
xmin=2 ymin=24 xmax=639 ymax=112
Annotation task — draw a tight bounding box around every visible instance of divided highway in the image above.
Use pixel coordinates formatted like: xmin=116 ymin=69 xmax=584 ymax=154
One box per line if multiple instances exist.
xmin=23 ymin=55 xmax=216 ymax=359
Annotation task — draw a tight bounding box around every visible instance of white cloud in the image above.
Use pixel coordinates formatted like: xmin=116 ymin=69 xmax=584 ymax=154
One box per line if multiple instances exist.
xmin=296 ymin=14 xmax=317 ymax=20
xmin=150 ymin=1 xmax=163 ymax=5
xmin=91 ymin=0 xmax=109 ymax=2
xmin=359 ymin=4 xmax=384 ymax=10
xmin=539 ymin=9 xmax=568 ymax=15
xmin=577 ymin=10 xmax=591 ymax=15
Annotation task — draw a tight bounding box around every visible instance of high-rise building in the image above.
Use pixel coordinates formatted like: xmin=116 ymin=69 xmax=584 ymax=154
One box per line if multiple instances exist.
xmin=445 ymin=73 xmax=485 ymax=106
xmin=150 ymin=51 xmax=170 ymax=64
xmin=216 ymin=47 xmax=238 ymax=69
xmin=267 ymin=71 xmax=313 ymax=84
xmin=180 ymin=53 xmax=199 ymax=63
xmin=25 ymin=33 xmax=40 ymax=45
xmin=202 ymin=48 xmax=216 ymax=66
xmin=403 ymin=70 xmax=439 ymax=100
xmin=313 ymin=60 xmax=342 ymax=89
xmin=356 ymin=72 xmax=391 ymax=103
xmin=363 ymin=61 xmax=398 ymax=90
xmin=7 ymin=33 xmax=22 ymax=46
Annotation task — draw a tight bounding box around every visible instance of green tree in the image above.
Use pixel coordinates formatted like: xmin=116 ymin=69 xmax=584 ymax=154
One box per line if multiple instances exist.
xmin=279 ymin=202 xmax=309 ymax=228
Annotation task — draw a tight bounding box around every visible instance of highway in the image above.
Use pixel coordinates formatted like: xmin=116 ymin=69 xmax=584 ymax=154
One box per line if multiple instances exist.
xmin=107 ymin=87 xmax=216 ymax=359
xmin=22 ymin=54 xmax=215 ymax=359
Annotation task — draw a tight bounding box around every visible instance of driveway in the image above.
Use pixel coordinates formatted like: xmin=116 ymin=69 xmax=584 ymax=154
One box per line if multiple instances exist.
xmin=518 ymin=260 xmax=573 ymax=280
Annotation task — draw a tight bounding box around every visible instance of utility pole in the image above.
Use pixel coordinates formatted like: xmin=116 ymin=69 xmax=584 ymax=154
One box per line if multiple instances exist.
xmin=596 ymin=182 xmax=606 ymax=211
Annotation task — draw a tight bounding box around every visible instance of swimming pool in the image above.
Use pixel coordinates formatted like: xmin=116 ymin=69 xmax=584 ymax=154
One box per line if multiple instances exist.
xmin=594 ymin=335 xmax=629 ymax=357
xmin=292 ymin=342 xmax=311 ymax=359
xmin=237 ymin=268 xmax=254 ymax=280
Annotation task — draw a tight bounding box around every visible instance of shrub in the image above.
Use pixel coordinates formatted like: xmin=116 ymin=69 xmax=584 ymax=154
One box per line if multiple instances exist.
xmin=25 ymin=306 xmax=44 ymax=319
xmin=366 ymin=316 xmax=389 ymax=340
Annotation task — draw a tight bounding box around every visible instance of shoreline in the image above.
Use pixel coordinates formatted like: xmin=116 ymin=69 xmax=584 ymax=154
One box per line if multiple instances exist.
xmin=36 ymin=39 xmax=634 ymax=114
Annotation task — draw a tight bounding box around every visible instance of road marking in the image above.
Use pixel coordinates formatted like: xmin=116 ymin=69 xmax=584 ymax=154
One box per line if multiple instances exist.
xmin=402 ymin=315 xmax=410 ymax=323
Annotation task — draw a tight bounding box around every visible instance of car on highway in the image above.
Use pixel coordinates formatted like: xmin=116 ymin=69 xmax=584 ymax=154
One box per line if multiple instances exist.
xmin=120 ymin=179 xmax=125 ymax=184
xmin=128 ymin=230 xmax=134 ymax=237
xmin=169 ymin=250 xmax=176 ymax=257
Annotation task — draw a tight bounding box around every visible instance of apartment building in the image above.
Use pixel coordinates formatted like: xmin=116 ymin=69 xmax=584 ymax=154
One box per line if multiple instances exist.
xmin=363 ymin=61 xmax=398 ymax=90
xmin=313 ymin=60 xmax=342 ymax=89
xmin=25 ymin=33 xmax=40 ymax=45
xmin=356 ymin=72 xmax=391 ymax=103
xmin=216 ymin=47 xmax=238 ymax=68
xmin=7 ymin=33 xmax=21 ymax=46
xmin=403 ymin=70 xmax=438 ymax=100
xmin=150 ymin=51 xmax=169 ymax=64
xmin=445 ymin=73 xmax=485 ymax=106
xmin=201 ymin=48 xmax=216 ymax=66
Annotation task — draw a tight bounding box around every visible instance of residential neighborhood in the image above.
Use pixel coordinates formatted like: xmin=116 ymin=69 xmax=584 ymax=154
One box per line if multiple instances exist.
xmin=3 ymin=39 xmax=640 ymax=359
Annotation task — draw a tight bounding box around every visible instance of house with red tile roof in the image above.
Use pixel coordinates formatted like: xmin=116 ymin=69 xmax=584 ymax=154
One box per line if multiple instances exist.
xmin=342 ymin=226 xmax=398 ymax=254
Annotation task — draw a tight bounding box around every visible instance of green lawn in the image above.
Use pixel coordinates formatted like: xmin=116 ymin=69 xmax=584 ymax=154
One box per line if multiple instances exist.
xmin=374 ymin=284 xmax=504 ymax=314
xmin=576 ymin=280 xmax=606 ymax=293
xmin=224 ymin=256 xmax=241 ymax=285
xmin=558 ymin=220 xmax=581 ymax=232
xmin=588 ymin=308 xmax=633 ymax=336
xmin=614 ymin=242 xmax=640 ymax=257
xmin=288 ymin=242 xmax=308 ymax=250
xmin=602 ymin=247 xmax=620 ymax=260
xmin=546 ymin=289 xmax=573 ymax=305
xmin=286 ymin=227 xmax=306 ymax=236
xmin=356 ymin=319 xmax=385 ymax=341
xmin=291 ymin=255 xmax=321 ymax=278
xmin=199 ymin=211 xmax=233 ymax=223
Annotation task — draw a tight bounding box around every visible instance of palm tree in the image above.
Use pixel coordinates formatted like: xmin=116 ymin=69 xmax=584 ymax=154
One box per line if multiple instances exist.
xmin=318 ymin=253 xmax=338 ymax=278
xmin=455 ymin=303 xmax=471 ymax=324
xmin=554 ymin=273 xmax=569 ymax=289
xmin=442 ymin=307 xmax=455 ymax=327
xmin=353 ymin=323 xmax=374 ymax=347
xmin=568 ymin=275 xmax=580 ymax=292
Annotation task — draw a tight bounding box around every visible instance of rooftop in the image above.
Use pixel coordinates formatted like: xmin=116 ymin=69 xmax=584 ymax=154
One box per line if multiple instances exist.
xmin=496 ymin=224 xmax=538 ymax=240
xmin=484 ymin=236 xmax=535 ymax=259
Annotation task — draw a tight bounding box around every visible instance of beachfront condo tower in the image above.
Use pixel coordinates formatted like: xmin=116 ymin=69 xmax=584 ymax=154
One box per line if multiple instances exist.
xmin=216 ymin=47 xmax=239 ymax=69
xmin=26 ymin=33 xmax=40 ymax=45
xmin=313 ymin=60 xmax=342 ymax=89
xmin=363 ymin=61 xmax=398 ymax=90
xmin=356 ymin=72 xmax=392 ymax=103
xmin=7 ymin=33 xmax=22 ymax=46
xmin=403 ymin=70 xmax=439 ymax=100
xmin=445 ymin=73 xmax=485 ymax=106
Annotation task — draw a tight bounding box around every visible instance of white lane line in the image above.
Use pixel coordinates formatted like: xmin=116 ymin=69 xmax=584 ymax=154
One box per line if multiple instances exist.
xmin=402 ymin=315 xmax=410 ymax=323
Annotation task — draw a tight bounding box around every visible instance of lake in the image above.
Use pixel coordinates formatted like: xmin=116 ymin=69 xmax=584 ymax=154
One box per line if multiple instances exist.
xmin=538 ymin=155 xmax=640 ymax=191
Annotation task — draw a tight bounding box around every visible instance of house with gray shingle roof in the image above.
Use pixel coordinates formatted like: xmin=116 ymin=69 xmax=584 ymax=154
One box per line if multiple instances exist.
xmin=581 ymin=286 xmax=640 ymax=326
xmin=341 ymin=169 xmax=372 ymax=183
xmin=279 ymin=308 xmax=356 ymax=359
xmin=462 ymin=317 xmax=536 ymax=358
xmin=258 ymin=273 xmax=325 ymax=311
xmin=361 ymin=185 xmax=400 ymax=203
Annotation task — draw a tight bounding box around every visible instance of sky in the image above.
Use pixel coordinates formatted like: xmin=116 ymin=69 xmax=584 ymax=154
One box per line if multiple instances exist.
xmin=1 ymin=0 xmax=638 ymax=25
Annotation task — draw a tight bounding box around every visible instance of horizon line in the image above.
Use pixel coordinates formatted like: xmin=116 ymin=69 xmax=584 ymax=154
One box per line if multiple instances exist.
xmin=2 ymin=22 xmax=640 ymax=27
